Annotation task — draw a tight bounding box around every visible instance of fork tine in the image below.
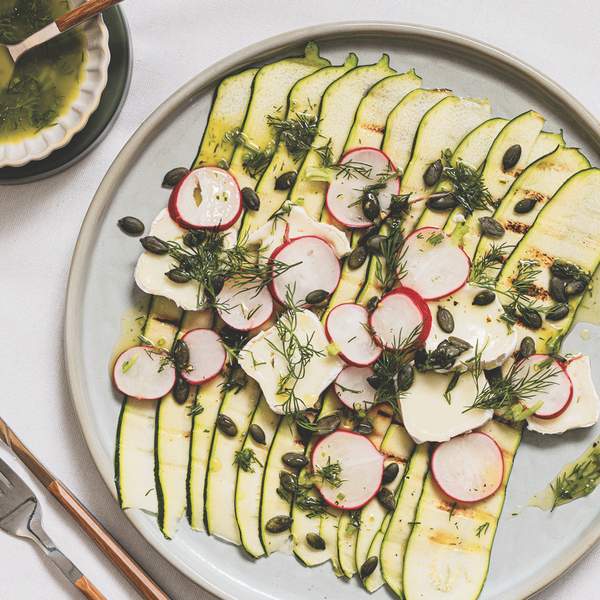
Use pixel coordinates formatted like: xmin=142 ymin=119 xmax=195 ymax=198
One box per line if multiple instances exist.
xmin=0 ymin=455 xmax=31 ymax=498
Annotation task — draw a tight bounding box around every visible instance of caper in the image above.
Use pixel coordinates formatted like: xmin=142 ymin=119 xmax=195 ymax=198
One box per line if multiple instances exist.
xmin=478 ymin=216 xmax=505 ymax=238
xmin=362 ymin=192 xmax=381 ymax=222
xmin=502 ymin=144 xmax=522 ymax=170
xmin=550 ymin=259 xmax=587 ymax=281
xmin=314 ymin=414 xmax=341 ymax=436
xmin=546 ymin=304 xmax=570 ymax=321
xmin=306 ymin=532 xmax=326 ymax=550
xmin=520 ymin=336 xmax=536 ymax=358
xmin=472 ymin=290 xmax=496 ymax=306
xmin=241 ymin=187 xmax=260 ymax=211
xmin=162 ymin=167 xmax=189 ymax=187
xmin=423 ymin=159 xmax=443 ymax=187
xmin=353 ymin=422 xmax=374 ymax=436
xmin=173 ymin=376 xmax=190 ymax=404
xmin=183 ymin=228 xmax=206 ymax=247
xmin=360 ymin=556 xmax=379 ymax=579
xmin=173 ymin=339 xmax=190 ymax=370
xmin=520 ymin=307 xmax=542 ymax=330
xmin=436 ymin=306 xmax=454 ymax=333
xmin=484 ymin=367 xmax=503 ymax=389
xmin=166 ymin=269 xmax=192 ymax=284
xmin=140 ymin=236 xmax=169 ymax=255
xmin=358 ymin=225 xmax=380 ymax=246
xmin=396 ymin=364 xmax=414 ymax=392
xmin=306 ymin=289 xmax=329 ymax=305
xmin=347 ymin=245 xmax=368 ymax=270
xmin=514 ymin=197 xmax=537 ymax=214
xmin=217 ymin=414 xmax=237 ymax=437
xmin=565 ymin=279 xmax=587 ymax=297
xmin=265 ymin=515 xmax=293 ymax=534
xmin=381 ymin=462 xmax=399 ymax=485
xmin=282 ymin=452 xmax=308 ymax=469
xmin=210 ymin=274 xmax=225 ymax=297
xmin=448 ymin=336 xmax=473 ymax=351
xmin=549 ymin=276 xmax=567 ymax=304
xmin=366 ymin=234 xmax=387 ymax=253
xmin=118 ymin=216 xmax=145 ymax=236
xmin=279 ymin=471 xmax=297 ymax=493
xmin=376 ymin=487 xmax=397 ymax=511
xmin=366 ymin=296 xmax=380 ymax=313
xmin=275 ymin=170 xmax=297 ymax=190
xmin=426 ymin=192 xmax=457 ymax=211
xmin=249 ymin=423 xmax=266 ymax=445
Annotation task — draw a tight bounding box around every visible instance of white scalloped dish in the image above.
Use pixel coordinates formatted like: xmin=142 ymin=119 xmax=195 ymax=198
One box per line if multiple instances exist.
xmin=0 ymin=0 xmax=110 ymax=168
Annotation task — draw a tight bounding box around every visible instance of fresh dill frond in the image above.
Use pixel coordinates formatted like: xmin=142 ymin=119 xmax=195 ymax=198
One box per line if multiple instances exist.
xmin=468 ymin=243 xmax=513 ymax=284
xmin=233 ymin=448 xmax=263 ymax=473
xmin=374 ymin=223 xmax=407 ymax=294
xmin=550 ymin=452 xmax=600 ymax=510
xmin=345 ymin=510 xmax=362 ymax=534
xmin=314 ymin=456 xmax=344 ymax=488
xmin=267 ymin=112 xmax=320 ymax=163
xmin=475 ymin=522 xmax=490 ymax=537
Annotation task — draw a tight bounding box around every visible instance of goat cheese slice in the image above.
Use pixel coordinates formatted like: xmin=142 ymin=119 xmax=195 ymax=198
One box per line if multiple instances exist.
xmin=425 ymin=283 xmax=518 ymax=370
xmin=239 ymin=309 xmax=344 ymax=415
xmin=399 ymin=368 xmax=493 ymax=444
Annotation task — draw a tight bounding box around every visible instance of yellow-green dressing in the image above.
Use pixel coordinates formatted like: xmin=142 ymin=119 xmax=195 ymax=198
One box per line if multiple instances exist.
xmin=0 ymin=0 xmax=87 ymax=144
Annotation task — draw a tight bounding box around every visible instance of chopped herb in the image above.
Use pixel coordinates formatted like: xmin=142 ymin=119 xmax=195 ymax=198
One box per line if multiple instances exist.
xmin=475 ymin=522 xmax=490 ymax=537
xmin=233 ymin=448 xmax=263 ymax=473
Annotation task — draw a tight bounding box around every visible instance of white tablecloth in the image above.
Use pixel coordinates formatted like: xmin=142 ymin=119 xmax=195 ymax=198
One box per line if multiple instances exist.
xmin=2 ymin=1 xmax=600 ymax=598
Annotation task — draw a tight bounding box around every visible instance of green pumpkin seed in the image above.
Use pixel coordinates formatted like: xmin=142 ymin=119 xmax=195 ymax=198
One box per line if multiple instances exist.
xmin=448 ymin=336 xmax=473 ymax=351
xmin=396 ymin=364 xmax=414 ymax=392
xmin=549 ymin=277 xmax=567 ymax=304
xmin=353 ymin=422 xmax=374 ymax=436
xmin=296 ymin=416 xmax=313 ymax=446
xmin=550 ymin=259 xmax=588 ymax=281
xmin=520 ymin=308 xmax=542 ymax=330
xmin=305 ymin=289 xmax=329 ymax=305
xmin=381 ymin=462 xmax=399 ymax=485
xmin=426 ymin=192 xmax=457 ymax=211
xmin=360 ymin=556 xmax=379 ymax=579
xmin=279 ymin=471 xmax=298 ymax=493
xmin=217 ymin=414 xmax=238 ymax=437
xmin=478 ymin=216 xmax=505 ymax=238
xmin=173 ymin=376 xmax=190 ymax=404
xmin=249 ymin=423 xmax=266 ymax=445
xmin=118 ymin=216 xmax=145 ymax=236
xmin=183 ymin=229 xmax=207 ymax=247
xmin=162 ymin=167 xmax=189 ymax=187
xmin=166 ymin=269 xmax=192 ymax=284
xmin=314 ymin=414 xmax=341 ymax=436
xmin=376 ymin=487 xmax=397 ymax=511
xmin=366 ymin=295 xmax=380 ymax=313
xmin=423 ymin=159 xmax=443 ymax=187
xmin=306 ymin=532 xmax=326 ymax=550
xmin=520 ymin=336 xmax=536 ymax=358
xmin=366 ymin=234 xmax=387 ymax=253
xmin=472 ymin=290 xmax=496 ymax=306
xmin=484 ymin=367 xmax=503 ymax=389
xmin=546 ymin=304 xmax=569 ymax=321
xmin=275 ymin=171 xmax=297 ymax=190
xmin=502 ymin=144 xmax=521 ymax=170
xmin=362 ymin=192 xmax=381 ymax=222
xmin=173 ymin=339 xmax=190 ymax=370
xmin=358 ymin=225 xmax=379 ymax=246
xmin=241 ymin=187 xmax=260 ymax=211
xmin=347 ymin=245 xmax=368 ymax=270
xmin=436 ymin=306 xmax=455 ymax=333
xmin=366 ymin=374 xmax=381 ymax=389
xmin=265 ymin=515 xmax=293 ymax=534
xmin=281 ymin=452 xmax=308 ymax=469
xmin=514 ymin=197 xmax=537 ymax=214
xmin=565 ymin=279 xmax=587 ymax=297
xmin=140 ymin=236 xmax=169 ymax=255
xmin=210 ymin=274 xmax=225 ymax=297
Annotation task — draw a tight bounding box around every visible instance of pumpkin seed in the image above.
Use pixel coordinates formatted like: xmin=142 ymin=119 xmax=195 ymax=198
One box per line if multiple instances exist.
xmin=484 ymin=367 xmax=503 ymax=389
xmin=314 ymin=414 xmax=341 ymax=436
xmin=381 ymin=462 xmax=399 ymax=485
xmin=423 ymin=159 xmax=443 ymax=187
xmin=366 ymin=296 xmax=380 ymax=313
xmin=249 ymin=423 xmax=266 ymax=445
xmin=162 ymin=167 xmax=189 ymax=187
xmin=396 ymin=364 xmax=414 ymax=392
xmin=549 ymin=277 xmax=567 ymax=304
xmin=275 ymin=171 xmax=297 ymax=190
xmin=306 ymin=532 xmax=326 ymax=550
xmin=353 ymin=422 xmax=374 ymax=436
xmin=514 ymin=197 xmax=537 ymax=214
xmin=550 ymin=259 xmax=588 ymax=281
xmin=366 ymin=374 xmax=381 ymax=389
xmin=173 ymin=339 xmax=190 ymax=370
xmin=183 ymin=229 xmax=206 ymax=247
xmin=173 ymin=376 xmax=189 ymax=404
xmin=296 ymin=416 xmax=313 ymax=446
xmin=565 ymin=279 xmax=587 ymax=297
xmin=279 ymin=471 xmax=298 ymax=493
xmin=358 ymin=225 xmax=380 ymax=246
xmin=520 ymin=308 xmax=542 ymax=330
xmin=472 ymin=290 xmax=496 ymax=306
xmin=520 ymin=336 xmax=536 ymax=358
xmin=118 ymin=216 xmax=145 ymax=236
xmin=478 ymin=216 xmax=505 ymax=238
xmin=166 ymin=269 xmax=192 ymax=284
xmin=362 ymin=192 xmax=381 ymax=222
xmin=360 ymin=556 xmax=379 ymax=579
xmin=366 ymin=234 xmax=387 ymax=253
xmin=217 ymin=414 xmax=237 ymax=437
xmin=436 ymin=306 xmax=454 ymax=333
xmin=241 ymin=187 xmax=260 ymax=211
xmin=546 ymin=304 xmax=569 ymax=321
xmin=347 ymin=245 xmax=368 ymax=270
xmin=210 ymin=274 xmax=225 ymax=297
xmin=140 ymin=236 xmax=169 ymax=255
xmin=282 ymin=452 xmax=308 ymax=469
xmin=377 ymin=487 xmax=397 ymax=511
xmin=265 ymin=515 xmax=293 ymax=534
xmin=305 ymin=289 xmax=329 ymax=305
xmin=448 ymin=336 xmax=473 ymax=351
xmin=426 ymin=192 xmax=457 ymax=211
xmin=502 ymin=144 xmax=521 ymax=170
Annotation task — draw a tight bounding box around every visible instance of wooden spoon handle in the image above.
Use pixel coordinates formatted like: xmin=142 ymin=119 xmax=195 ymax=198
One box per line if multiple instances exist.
xmin=56 ymin=0 xmax=125 ymax=33
xmin=75 ymin=576 xmax=108 ymax=600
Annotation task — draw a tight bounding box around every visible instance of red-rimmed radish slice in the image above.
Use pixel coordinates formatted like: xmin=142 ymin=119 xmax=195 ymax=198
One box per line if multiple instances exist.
xmin=168 ymin=166 xmax=242 ymax=230
xmin=400 ymin=227 xmax=470 ymax=300
xmin=113 ymin=346 xmax=176 ymax=400
xmin=269 ymin=236 xmax=341 ymax=307
xmin=326 ymin=303 xmax=381 ymax=366
xmin=180 ymin=329 xmax=227 ymax=384
xmin=431 ymin=432 xmax=504 ymax=503
xmin=334 ymin=366 xmax=376 ymax=412
xmin=369 ymin=288 xmax=431 ymax=350
xmin=312 ymin=431 xmax=385 ymax=509
xmin=515 ymin=354 xmax=573 ymax=419
xmin=326 ymin=147 xmax=399 ymax=228
xmin=217 ymin=278 xmax=274 ymax=331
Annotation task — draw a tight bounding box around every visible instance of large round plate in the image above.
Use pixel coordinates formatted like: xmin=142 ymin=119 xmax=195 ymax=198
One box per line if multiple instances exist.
xmin=65 ymin=22 xmax=600 ymax=600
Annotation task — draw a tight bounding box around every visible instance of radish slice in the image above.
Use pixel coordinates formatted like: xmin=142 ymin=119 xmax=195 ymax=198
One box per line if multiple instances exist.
xmin=400 ymin=227 xmax=470 ymax=300
xmin=168 ymin=167 xmax=242 ymax=230
xmin=334 ymin=366 xmax=376 ymax=412
xmin=369 ymin=288 xmax=431 ymax=350
xmin=326 ymin=147 xmax=399 ymax=228
xmin=431 ymin=432 xmax=504 ymax=503
xmin=326 ymin=303 xmax=382 ymax=366
xmin=217 ymin=278 xmax=274 ymax=331
xmin=180 ymin=329 xmax=227 ymax=384
xmin=113 ymin=346 xmax=176 ymax=400
xmin=269 ymin=236 xmax=341 ymax=307
xmin=515 ymin=354 xmax=573 ymax=419
xmin=312 ymin=431 xmax=385 ymax=509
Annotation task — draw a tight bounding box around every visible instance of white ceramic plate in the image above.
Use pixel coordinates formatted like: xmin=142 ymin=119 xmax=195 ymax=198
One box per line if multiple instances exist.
xmin=65 ymin=22 xmax=600 ymax=600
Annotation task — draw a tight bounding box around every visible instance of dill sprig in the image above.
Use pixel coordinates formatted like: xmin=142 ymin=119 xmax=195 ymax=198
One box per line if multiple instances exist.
xmin=233 ymin=448 xmax=263 ymax=473
xmin=222 ymin=128 xmax=275 ymax=179
xmin=267 ymin=112 xmax=320 ymax=163
xmin=138 ymin=335 xmax=176 ymax=372
xmin=374 ymin=222 xmax=407 ymax=294
xmin=314 ymin=456 xmax=344 ymax=488
xmin=345 ymin=511 xmax=362 ymax=534
xmin=468 ymin=242 xmax=513 ymax=284
xmin=550 ymin=452 xmax=600 ymax=510
xmin=277 ymin=485 xmax=331 ymax=518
